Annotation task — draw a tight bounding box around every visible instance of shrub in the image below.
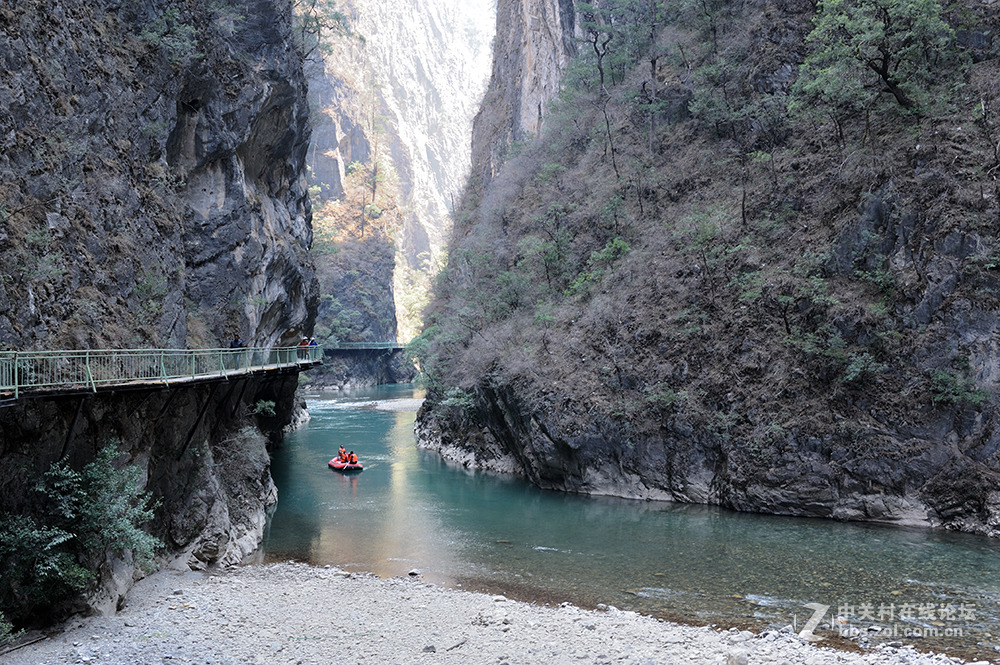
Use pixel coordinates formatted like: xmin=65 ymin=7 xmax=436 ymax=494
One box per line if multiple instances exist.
xmin=439 ymin=387 xmax=475 ymax=412
xmin=252 ymin=400 xmax=277 ymax=417
xmin=930 ymin=370 xmax=989 ymax=406
xmin=0 ymin=444 xmax=161 ymax=626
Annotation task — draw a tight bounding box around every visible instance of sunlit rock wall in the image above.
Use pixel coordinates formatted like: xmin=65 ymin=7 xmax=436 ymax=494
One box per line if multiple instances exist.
xmin=470 ymin=0 xmax=577 ymax=190
xmin=306 ymin=0 xmax=494 ymax=342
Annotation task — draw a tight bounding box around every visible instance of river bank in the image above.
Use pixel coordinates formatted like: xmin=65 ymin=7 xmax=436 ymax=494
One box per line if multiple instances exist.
xmin=2 ymin=562 xmax=986 ymax=665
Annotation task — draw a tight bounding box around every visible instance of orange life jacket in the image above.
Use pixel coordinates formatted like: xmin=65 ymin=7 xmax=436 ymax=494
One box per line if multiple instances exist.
xmin=349 ymin=453 xmax=358 ymax=464
xmin=339 ymin=447 xmax=346 ymax=460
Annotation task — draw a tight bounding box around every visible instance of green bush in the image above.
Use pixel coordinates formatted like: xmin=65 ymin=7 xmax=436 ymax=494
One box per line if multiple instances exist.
xmin=930 ymin=370 xmax=989 ymax=406
xmin=791 ymin=0 xmax=967 ymax=118
xmin=0 ymin=444 xmax=161 ymax=627
xmin=440 ymin=387 xmax=476 ymax=412
xmin=252 ymin=400 xmax=277 ymax=417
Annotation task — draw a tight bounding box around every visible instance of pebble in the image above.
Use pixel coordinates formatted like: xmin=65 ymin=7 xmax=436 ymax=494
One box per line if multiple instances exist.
xmin=0 ymin=563 xmax=985 ymax=665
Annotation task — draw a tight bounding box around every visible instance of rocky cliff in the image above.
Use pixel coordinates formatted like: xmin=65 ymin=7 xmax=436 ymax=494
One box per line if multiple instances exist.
xmin=416 ymin=0 xmax=1000 ymax=537
xmin=470 ymin=0 xmax=576 ymax=190
xmin=0 ymin=0 xmax=318 ymax=618
xmin=304 ymin=0 xmax=493 ymax=354
xmin=0 ymin=0 xmax=317 ymax=350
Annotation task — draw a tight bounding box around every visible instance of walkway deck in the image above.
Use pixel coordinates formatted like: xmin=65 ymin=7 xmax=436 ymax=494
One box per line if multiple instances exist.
xmin=0 ymin=346 xmax=323 ymax=403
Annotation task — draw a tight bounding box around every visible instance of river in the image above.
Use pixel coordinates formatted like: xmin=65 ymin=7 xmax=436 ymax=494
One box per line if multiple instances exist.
xmin=262 ymin=385 xmax=1000 ymax=660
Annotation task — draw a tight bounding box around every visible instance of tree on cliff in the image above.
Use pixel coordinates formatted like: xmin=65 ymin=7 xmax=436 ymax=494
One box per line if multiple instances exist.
xmin=294 ymin=0 xmax=352 ymax=60
xmin=791 ymin=0 xmax=966 ymax=123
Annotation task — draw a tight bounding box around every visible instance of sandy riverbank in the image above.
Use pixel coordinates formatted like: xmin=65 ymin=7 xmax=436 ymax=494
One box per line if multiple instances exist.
xmin=2 ymin=562 xmax=984 ymax=665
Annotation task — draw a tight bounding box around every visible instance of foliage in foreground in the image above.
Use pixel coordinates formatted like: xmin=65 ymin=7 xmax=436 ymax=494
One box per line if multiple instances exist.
xmin=0 ymin=444 xmax=161 ymax=630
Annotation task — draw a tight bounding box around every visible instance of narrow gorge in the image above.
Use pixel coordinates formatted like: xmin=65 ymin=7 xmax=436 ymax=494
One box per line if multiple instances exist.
xmin=3 ymin=0 xmax=1000 ymax=647
xmin=302 ymin=0 xmax=493 ymax=390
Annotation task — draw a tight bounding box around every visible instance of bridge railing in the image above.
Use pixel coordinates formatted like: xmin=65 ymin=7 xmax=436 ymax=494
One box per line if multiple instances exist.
xmin=0 ymin=346 xmax=321 ymax=399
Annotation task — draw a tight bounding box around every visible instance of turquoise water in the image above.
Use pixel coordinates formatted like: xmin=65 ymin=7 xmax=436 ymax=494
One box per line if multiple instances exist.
xmin=262 ymin=385 xmax=1000 ymax=659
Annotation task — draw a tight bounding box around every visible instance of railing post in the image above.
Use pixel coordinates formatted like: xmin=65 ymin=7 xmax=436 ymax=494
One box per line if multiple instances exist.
xmin=85 ymin=350 xmax=96 ymax=392
xmin=13 ymin=352 xmax=18 ymax=400
xmin=160 ymin=350 xmax=169 ymax=387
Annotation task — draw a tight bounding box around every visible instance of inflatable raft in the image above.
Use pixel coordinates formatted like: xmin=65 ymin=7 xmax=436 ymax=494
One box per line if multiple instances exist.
xmin=329 ymin=457 xmax=364 ymax=473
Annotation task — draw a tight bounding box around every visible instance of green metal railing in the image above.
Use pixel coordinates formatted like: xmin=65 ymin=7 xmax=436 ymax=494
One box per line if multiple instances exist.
xmin=0 ymin=346 xmax=322 ymax=399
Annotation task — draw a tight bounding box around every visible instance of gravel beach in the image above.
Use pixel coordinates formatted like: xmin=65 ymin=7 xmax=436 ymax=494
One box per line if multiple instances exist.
xmin=2 ymin=562 xmax=987 ymax=665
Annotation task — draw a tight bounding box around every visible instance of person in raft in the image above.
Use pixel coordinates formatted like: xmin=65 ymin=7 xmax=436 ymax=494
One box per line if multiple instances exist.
xmin=349 ymin=451 xmax=358 ymax=464
xmin=339 ymin=446 xmax=347 ymax=461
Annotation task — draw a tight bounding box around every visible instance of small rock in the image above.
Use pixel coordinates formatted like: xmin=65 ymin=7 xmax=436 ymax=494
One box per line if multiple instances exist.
xmin=408 ymin=569 xmax=421 ymax=577
xmin=595 ymin=604 xmax=608 ymax=611
xmin=422 ymin=645 xmax=436 ymax=653
xmin=172 ymin=589 xmax=183 ymax=595
xmin=726 ymin=649 xmax=748 ymax=665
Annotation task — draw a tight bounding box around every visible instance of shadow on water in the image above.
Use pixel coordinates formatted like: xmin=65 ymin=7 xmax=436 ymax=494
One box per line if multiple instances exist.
xmin=262 ymin=386 xmax=1000 ymax=661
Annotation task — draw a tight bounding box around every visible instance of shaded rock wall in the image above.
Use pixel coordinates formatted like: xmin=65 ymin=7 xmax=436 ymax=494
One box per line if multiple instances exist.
xmin=307 ymin=349 xmax=416 ymax=391
xmin=0 ymin=371 xmax=301 ymax=613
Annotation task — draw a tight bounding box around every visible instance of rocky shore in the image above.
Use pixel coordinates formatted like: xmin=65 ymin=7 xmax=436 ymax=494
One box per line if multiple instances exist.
xmin=3 ymin=562 xmax=987 ymax=665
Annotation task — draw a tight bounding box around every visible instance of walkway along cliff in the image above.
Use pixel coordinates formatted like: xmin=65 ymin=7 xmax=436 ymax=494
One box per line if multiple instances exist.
xmin=414 ymin=0 xmax=1000 ymax=537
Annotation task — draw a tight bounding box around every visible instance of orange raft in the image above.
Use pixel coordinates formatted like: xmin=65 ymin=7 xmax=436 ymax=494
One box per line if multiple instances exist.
xmin=329 ymin=457 xmax=363 ymax=473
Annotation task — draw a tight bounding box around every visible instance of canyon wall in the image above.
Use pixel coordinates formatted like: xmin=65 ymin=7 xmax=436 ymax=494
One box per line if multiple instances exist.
xmin=0 ymin=0 xmax=319 ymax=615
xmin=470 ymin=0 xmax=576 ymax=190
xmin=0 ymin=0 xmax=317 ymax=351
xmin=305 ymin=0 xmax=494 ymax=363
xmin=416 ymin=0 xmax=1000 ymax=537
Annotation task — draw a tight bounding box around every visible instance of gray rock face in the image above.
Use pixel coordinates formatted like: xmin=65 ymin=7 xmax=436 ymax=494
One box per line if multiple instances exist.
xmin=416 ymin=374 xmax=1000 ymax=537
xmin=470 ymin=0 xmax=577 ymax=190
xmin=308 ymin=348 xmax=416 ymax=391
xmin=0 ymin=0 xmax=316 ymax=350
xmin=0 ymin=372 xmax=300 ymax=614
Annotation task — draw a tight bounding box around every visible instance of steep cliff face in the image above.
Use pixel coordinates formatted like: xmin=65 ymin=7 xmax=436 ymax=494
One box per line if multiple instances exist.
xmin=0 ymin=0 xmax=318 ymax=617
xmin=417 ymin=0 xmax=1000 ymax=537
xmin=470 ymin=0 xmax=576 ymax=190
xmin=305 ymin=0 xmax=494 ymax=351
xmin=0 ymin=373 xmax=300 ymax=614
xmin=0 ymin=0 xmax=317 ymax=351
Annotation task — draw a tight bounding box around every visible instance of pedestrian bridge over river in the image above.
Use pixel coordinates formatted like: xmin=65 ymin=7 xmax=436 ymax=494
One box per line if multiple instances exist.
xmin=0 ymin=341 xmax=404 ymax=405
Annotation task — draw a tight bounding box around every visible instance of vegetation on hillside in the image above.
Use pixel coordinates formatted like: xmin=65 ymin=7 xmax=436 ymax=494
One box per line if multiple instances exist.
xmin=416 ymin=0 xmax=1000 ymax=509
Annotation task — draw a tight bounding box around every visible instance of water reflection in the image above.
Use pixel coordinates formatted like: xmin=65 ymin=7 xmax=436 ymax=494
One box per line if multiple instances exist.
xmin=262 ymin=386 xmax=1000 ymax=660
